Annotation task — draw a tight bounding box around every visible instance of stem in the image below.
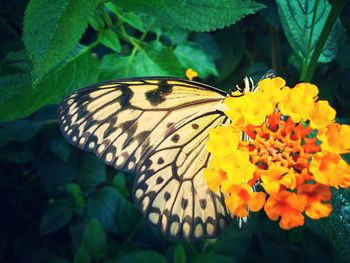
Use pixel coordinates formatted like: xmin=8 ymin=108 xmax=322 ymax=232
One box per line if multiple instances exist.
xmin=300 ymin=0 xmax=319 ymax=81
xmin=98 ymin=4 xmax=112 ymax=28
xmin=302 ymin=0 xmax=348 ymax=82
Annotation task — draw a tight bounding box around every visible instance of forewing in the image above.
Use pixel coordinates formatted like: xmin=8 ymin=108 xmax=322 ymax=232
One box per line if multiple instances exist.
xmin=58 ymin=77 xmax=233 ymax=240
xmin=58 ymin=78 xmax=226 ymax=171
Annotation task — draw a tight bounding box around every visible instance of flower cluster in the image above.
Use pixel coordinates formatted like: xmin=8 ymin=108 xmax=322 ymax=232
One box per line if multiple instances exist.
xmin=203 ymin=77 xmax=350 ymax=230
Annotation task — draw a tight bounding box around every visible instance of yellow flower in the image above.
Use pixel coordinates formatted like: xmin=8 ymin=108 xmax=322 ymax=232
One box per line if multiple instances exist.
xmin=310 ymin=151 xmax=350 ymax=188
xmin=317 ymin=123 xmax=350 ymax=154
xmin=256 ymin=77 xmax=286 ymax=105
xmin=220 ymin=150 xmax=256 ymax=184
xmin=207 ymin=126 xmax=240 ymax=158
xmin=224 ymin=96 xmax=246 ymax=126
xmin=185 ymin=68 xmax=198 ymax=80
xmin=240 ymin=93 xmax=275 ymax=126
xmin=279 ymin=83 xmax=318 ymax=123
xmin=203 ymin=157 xmax=227 ymax=192
xmin=309 ymin=100 xmax=336 ymax=129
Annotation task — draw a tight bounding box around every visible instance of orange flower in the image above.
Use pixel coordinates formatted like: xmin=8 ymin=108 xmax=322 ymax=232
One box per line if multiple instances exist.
xmin=224 ymin=184 xmax=266 ymax=218
xmin=260 ymin=162 xmax=296 ymax=194
xmin=264 ymin=191 xmax=305 ymax=230
xmin=203 ymin=76 xmax=350 ymax=231
xmin=297 ymin=184 xmax=332 ymax=219
xmin=310 ymin=151 xmax=350 ymax=188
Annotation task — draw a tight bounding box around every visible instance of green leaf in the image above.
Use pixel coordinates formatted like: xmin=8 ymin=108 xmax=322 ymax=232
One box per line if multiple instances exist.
xmin=75 ymin=154 xmax=106 ymax=190
xmin=116 ymin=251 xmax=167 ymax=263
xmin=99 ymin=29 xmax=121 ymax=52
xmin=0 ymin=119 xmax=41 ymax=145
xmin=23 ymin=0 xmax=99 ymax=81
xmin=40 ymin=199 xmax=74 ymax=235
xmin=165 ymin=27 xmax=190 ymax=45
xmin=112 ymin=172 xmax=129 ymax=197
xmin=215 ymin=28 xmax=244 ymax=81
xmin=49 ymin=137 xmax=71 ymax=161
xmin=276 ymin=0 xmax=343 ymax=64
xmin=74 ymin=245 xmax=91 ymax=263
xmin=321 ymin=188 xmax=350 ymax=263
xmin=82 ymin=218 xmax=107 ymax=261
xmin=66 ymin=183 xmax=85 ymax=212
xmin=0 ymin=48 xmax=98 ymax=121
xmin=114 ymin=0 xmax=265 ymax=32
xmin=174 ymin=43 xmax=218 ymax=78
xmin=38 ymin=151 xmax=76 ymax=194
xmin=0 ymin=143 xmax=34 ymax=164
xmin=99 ymin=55 xmax=130 ymax=80
xmin=133 ymin=41 xmax=183 ymax=76
xmin=336 ymin=42 xmax=350 ymax=71
xmin=174 ymin=243 xmax=186 ymax=263
xmin=213 ymin=220 xmax=256 ymax=261
xmin=0 ymin=50 xmax=32 ymax=104
xmin=123 ymin=12 xmax=146 ymax=32
xmin=89 ymin=11 xmax=105 ymax=31
xmin=105 ymin=2 xmax=146 ymax=32
xmin=86 ymin=187 xmax=119 ymax=234
xmin=99 ymin=41 xmax=183 ymax=80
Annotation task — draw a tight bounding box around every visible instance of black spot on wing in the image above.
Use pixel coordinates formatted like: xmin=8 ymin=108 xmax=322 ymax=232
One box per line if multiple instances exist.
xmin=157 ymin=157 xmax=164 ymax=165
xmin=120 ymin=84 xmax=134 ymax=108
xmin=145 ymin=81 xmax=173 ymax=106
xmin=156 ymin=177 xmax=164 ymax=184
xmin=164 ymin=191 xmax=171 ymax=201
xmin=120 ymin=120 xmax=138 ymax=148
xmin=199 ymin=199 xmax=207 ymax=209
xmin=171 ymin=134 xmax=180 ymax=143
xmin=181 ymin=198 xmax=189 ymax=209
xmin=192 ymin=123 xmax=199 ymax=129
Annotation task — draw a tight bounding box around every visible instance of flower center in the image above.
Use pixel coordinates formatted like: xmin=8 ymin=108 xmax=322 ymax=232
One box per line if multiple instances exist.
xmin=240 ymin=112 xmax=320 ymax=173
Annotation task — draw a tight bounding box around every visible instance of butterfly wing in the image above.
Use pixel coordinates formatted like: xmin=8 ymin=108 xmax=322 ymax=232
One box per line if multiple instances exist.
xmin=133 ymin=108 xmax=233 ymax=240
xmin=58 ymin=77 xmax=234 ymax=239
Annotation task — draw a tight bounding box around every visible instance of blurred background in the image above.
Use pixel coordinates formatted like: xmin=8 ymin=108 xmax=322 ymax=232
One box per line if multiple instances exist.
xmin=0 ymin=0 xmax=350 ymax=262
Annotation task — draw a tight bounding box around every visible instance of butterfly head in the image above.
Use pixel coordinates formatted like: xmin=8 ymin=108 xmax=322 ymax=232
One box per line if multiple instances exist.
xmin=229 ymin=76 xmax=255 ymax=97
xmin=230 ymin=70 xmax=277 ymax=97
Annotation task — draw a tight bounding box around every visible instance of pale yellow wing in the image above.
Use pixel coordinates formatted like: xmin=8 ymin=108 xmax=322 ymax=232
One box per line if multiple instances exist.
xmin=58 ymin=77 xmax=235 ymax=240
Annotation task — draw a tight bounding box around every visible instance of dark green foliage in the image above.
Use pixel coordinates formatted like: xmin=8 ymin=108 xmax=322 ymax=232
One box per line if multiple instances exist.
xmin=0 ymin=0 xmax=350 ymax=262
xmin=114 ymin=0 xmax=265 ymax=31
xmin=276 ymin=0 xmax=342 ymax=63
xmin=23 ymin=0 xmax=99 ymax=82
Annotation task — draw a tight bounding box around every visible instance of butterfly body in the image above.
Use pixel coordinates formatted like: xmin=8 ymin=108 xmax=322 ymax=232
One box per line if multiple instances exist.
xmin=58 ymin=76 xmax=265 ymax=240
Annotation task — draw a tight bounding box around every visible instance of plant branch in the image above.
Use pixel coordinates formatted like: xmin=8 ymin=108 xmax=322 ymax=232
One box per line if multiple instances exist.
xmin=300 ymin=0 xmax=319 ymax=81
xmin=302 ymin=0 xmax=348 ymax=82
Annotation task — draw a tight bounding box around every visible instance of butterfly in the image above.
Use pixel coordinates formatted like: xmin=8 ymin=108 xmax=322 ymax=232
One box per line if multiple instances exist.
xmin=58 ymin=72 xmax=275 ymax=240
